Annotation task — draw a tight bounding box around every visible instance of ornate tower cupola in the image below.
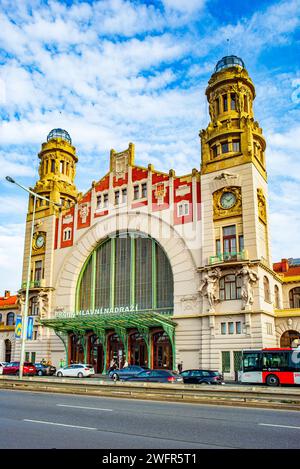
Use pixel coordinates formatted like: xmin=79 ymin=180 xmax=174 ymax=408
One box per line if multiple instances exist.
xmin=30 ymin=128 xmax=79 ymax=218
xmin=200 ymin=55 xmax=267 ymax=180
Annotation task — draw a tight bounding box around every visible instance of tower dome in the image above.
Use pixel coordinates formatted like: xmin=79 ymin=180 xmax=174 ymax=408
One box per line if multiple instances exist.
xmin=214 ymin=55 xmax=245 ymax=73
xmin=47 ymin=128 xmax=72 ymax=145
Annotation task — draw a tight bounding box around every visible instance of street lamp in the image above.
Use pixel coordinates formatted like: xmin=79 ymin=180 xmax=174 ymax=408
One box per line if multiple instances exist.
xmin=5 ymin=176 xmax=61 ymax=379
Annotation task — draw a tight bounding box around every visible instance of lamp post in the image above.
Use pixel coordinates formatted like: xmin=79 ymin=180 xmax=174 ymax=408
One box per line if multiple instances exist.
xmin=5 ymin=176 xmax=61 ymax=379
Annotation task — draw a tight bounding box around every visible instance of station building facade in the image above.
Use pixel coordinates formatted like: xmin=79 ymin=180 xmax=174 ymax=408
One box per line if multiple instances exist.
xmin=15 ymin=56 xmax=300 ymax=378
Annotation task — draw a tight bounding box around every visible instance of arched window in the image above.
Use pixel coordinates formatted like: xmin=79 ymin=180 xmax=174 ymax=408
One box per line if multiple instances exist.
xmin=6 ymin=312 xmax=15 ymax=326
xmin=77 ymin=233 xmax=174 ymax=313
xmin=289 ymin=287 xmax=300 ymax=308
xmin=263 ymin=276 xmax=270 ymax=302
xmin=29 ymin=296 xmax=39 ymax=316
xmin=274 ymin=285 xmax=280 ymax=309
xmin=219 ymin=274 xmax=242 ymax=300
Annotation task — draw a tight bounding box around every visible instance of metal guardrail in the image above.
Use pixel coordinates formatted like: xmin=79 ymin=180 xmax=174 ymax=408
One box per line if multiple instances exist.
xmin=1 ymin=376 xmax=300 ymax=410
xmin=209 ymin=251 xmax=248 ymax=265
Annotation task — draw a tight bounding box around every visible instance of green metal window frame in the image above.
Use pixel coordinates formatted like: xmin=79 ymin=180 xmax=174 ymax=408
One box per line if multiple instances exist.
xmin=75 ymin=232 xmax=173 ymax=314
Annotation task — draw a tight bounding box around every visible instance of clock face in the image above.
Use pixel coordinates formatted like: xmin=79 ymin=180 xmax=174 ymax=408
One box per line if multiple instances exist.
xmin=35 ymin=235 xmax=45 ymax=249
xmin=220 ymin=191 xmax=236 ymax=209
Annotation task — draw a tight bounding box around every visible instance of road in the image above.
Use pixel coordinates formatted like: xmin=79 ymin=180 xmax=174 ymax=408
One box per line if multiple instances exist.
xmin=1 ymin=389 xmax=300 ymax=449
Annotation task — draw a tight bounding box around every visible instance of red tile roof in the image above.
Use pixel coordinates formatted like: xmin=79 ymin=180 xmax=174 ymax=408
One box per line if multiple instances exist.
xmin=273 ymin=259 xmax=300 ymax=277
xmin=0 ymin=294 xmax=18 ymax=308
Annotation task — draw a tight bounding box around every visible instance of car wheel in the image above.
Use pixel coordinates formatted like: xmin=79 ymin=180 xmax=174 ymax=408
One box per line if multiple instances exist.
xmin=57 ymin=372 xmax=63 ymax=377
xmin=37 ymin=370 xmax=43 ymax=376
xmin=266 ymin=374 xmax=280 ymax=387
xmin=112 ymin=373 xmax=119 ymax=381
xmin=77 ymin=372 xmax=84 ymax=378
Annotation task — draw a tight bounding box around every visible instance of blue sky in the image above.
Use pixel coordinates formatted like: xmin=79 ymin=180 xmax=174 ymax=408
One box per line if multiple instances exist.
xmin=0 ymin=0 xmax=300 ymax=293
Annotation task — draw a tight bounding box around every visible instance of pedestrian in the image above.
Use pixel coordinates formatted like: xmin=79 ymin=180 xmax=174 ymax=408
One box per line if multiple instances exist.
xmin=177 ymin=362 xmax=183 ymax=373
xmin=123 ymin=358 xmax=128 ymax=368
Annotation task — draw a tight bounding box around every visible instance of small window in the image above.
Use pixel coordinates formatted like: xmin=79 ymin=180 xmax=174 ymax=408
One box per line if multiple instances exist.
xmin=216 ymin=239 xmax=221 ymax=256
xmin=6 ymin=312 xmax=15 ymax=326
xmin=212 ymin=145 xmax=219 ymax=158
xmin=220 ymin=275 xmax=241 ymax=300
xmin=51 ymin=160 xmax=55 ymax=173
xmin=221 ymin=322 xmax=226 ymax=335
xmin=34 ymin=260 xmax=42 ymax=282
xmin=122 ymin=188 xmax=127 ymax=203
xmin=236 ymin=322 xmax=242 ymax=334
xmin=141 ymin=183 xmax=147 ymax=198
xmin=221 ymin=141 xmax=229 ymax=153
xmin=216 ymin=98 xmax=220 ymax=115
xmin=115 ymin=191 xmax=120 ymax=205
xmin=264 ymin=276 xmax=270 ymax=302
xmin=60 ymin=161 xmax=64 ymax=174
xmin=228 ymin=322 xmax=234 ymax=334
xmin=178 ymin=202 xmax=189 ymax=217
xmin=223 ymin=95 xmax=228 ymax=112
xmin=232 ymin=140 xmax=240 ymax=152
xmin=289 ymin=287 xmax=300 ymax=308
xmin=239 ymin=235 xmax=244 ymax=252
xmin=274 ymin=285 xmax=280 ymax=309
xmin=63 ymin=229 xmax=71 ymax=241
xmin=103 ymin=193 xmax=108 ymax=208
xmin=230 ymin=93 xmax=236 ymax=110
xmin=134 ymin=185 xmax=139 ymax=200
xmin=96 ymin=195 xmax=102 ymax=210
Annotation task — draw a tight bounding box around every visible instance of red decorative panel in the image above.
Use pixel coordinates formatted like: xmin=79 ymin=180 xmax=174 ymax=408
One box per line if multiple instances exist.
xmin=131 ymin=200 xmax=148 ymax=209
xmin=152 ymin=173 xmax=169 ymax=211
xmin=94 ymin=209 xmax=109 ymax=218
xmin=132 ymin=167 xmax=148 ymax=182
xmin=113 ymin=173 xmax=128 ymax=187
xmin=60 ymin=206 xmax=74 ymax=249
xmin=95 ymin=175 xmax=109 ymax=192
xmin=173 ymin=178 xmax=193 ymax=225
xmin=77 ymin=191 xmax=91 ymax=230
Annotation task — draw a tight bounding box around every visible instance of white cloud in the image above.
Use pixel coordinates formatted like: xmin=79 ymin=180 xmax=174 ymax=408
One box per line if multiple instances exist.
xmin=0 ymin=223 xmax=25 ymax=294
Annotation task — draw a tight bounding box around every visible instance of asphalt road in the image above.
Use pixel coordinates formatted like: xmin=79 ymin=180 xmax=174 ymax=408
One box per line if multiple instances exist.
xmin=1 ymin=389 xmax=300 ymax=449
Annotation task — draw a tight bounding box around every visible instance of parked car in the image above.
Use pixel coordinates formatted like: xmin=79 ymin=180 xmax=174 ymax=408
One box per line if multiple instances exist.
xmin=34 ymin=362 xmax=57 ymax=376
xmin=180 ymin=369 xmax=225 ymax=385
xmin=124 ymin=369 xmax=184 ymax=383
xmin=2 ymin=362 xmax=36 ymax=376
xmin=56 ymin=364 xmax=95 ymax=378
xmin=0 ymin=362 xmax=8 ymax=375
xmin=109 ymin=365 xmax=150 ymax=381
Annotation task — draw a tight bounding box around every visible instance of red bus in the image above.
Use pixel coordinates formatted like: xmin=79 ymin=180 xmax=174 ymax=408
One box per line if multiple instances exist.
xmin=239 ymin=348 xmax=300 ymax=386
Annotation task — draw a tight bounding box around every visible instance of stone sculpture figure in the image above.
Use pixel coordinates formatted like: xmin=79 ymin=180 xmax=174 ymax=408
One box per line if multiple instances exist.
xmin=199 ymin=268 xmax=222 ymax=312
xmin=236 ymin=265 xmax=259 ymax=309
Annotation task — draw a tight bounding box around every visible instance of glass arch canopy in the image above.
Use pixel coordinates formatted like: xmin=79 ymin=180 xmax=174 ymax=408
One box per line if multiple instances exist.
xmin=76 ymin=233 xmax=174 ymax=314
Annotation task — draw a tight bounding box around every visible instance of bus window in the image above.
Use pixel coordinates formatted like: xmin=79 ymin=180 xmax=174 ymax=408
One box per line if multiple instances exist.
xmin=243 ymin=352 xmax=261 ymax=372
xmin=262 ymin=352 xmax=289 ymax=371
xmin=289 ymin=350 xmax=300 ymax=371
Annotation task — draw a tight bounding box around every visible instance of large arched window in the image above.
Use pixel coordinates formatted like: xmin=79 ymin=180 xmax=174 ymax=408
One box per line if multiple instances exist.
xmin=77 ymin=233 xmax=174 ymax=313
xmin=6 ymin=312 xmax=15 ymax=326
xmin=289 ymin=287 xmax=300 ymax=308
xmin=219 ymin=274 xmax=241 ymax=300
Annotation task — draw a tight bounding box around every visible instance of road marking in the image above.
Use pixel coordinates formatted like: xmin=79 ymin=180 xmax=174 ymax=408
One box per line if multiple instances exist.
xmin=57 ymin=404 xmax=113 ymax=412
xmin=23 ymin=419 xmax=97 ymax=430
xmin=259 ymin=423 xmax=300 ymax=430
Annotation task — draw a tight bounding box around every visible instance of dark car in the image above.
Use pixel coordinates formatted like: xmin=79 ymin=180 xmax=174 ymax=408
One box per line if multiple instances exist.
xmin=34 ymin=363 xmax=57 ymax=376
xmin=109 ymin=365 xmax=150 ymax=381
xmin=124 ymin=369 xmax=183 ymax=383
xmin=3 ymin=362 xmax=36 ymax=376
xmin=180 ymin=369 xmax=224 ymax=385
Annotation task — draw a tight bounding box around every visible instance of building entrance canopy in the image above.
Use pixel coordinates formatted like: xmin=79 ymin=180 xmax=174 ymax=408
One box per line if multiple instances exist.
xmin=40 ymin=310 xmax=176 ymax=336
xmin=40 ymin=311 xmax=176 ymax=371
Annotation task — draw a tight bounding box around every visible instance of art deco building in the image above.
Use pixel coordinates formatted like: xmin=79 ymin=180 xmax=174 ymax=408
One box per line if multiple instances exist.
xmin=12 ymin=56 xmax=300 ymax=378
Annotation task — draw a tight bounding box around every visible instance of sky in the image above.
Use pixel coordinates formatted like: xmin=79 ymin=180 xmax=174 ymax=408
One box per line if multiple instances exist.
xmin=0 ymin=0 xmax=300 ymax=294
